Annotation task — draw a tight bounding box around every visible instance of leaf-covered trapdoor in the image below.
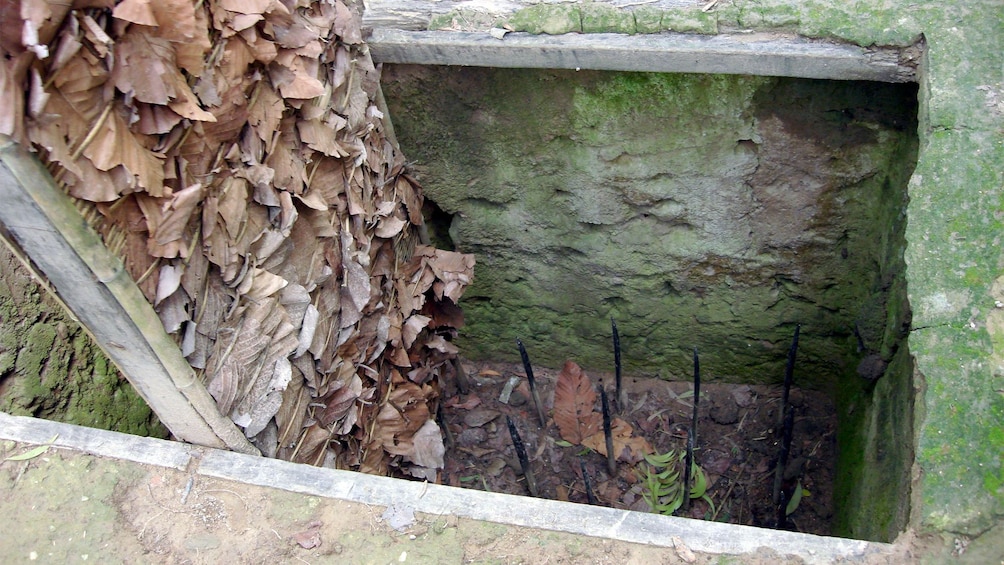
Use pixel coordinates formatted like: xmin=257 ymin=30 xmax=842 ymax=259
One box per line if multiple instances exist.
xmin=1 ymin=0 xmax=473 ymax=480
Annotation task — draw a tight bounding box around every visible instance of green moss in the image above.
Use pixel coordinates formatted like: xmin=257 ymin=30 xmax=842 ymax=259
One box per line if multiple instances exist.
xmin=632 ymin=6 xmax=664 ymax=34
xmin=507 ymin=5 xmax=581 ymax=35
xmin=0 ymin=248 xmax=166 ymax=438
xmin=14 ymin=323 xmax=57 ymax=381
xmin=429 ymin=9 xmax=506 ymax=32
xmin=659 ymin=9 xmax=718 ymax=34
xmin=580 ymin=3 xmax=636 ymax=34
xmin=798 ymin=1 xmax=925 ymax=46
xmin=833 ymin=344 xmax=914 ymax=541
xmin=718 ymin=1 xmax=802 ymax=29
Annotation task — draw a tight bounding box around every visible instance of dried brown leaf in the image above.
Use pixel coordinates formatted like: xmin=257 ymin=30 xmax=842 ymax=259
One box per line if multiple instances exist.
xmin=553 ymin=361 xmax=602 ymax=444
xmin=269 ymin=53 xmax=325 ymax=100
xmin=582 ymin=417 xmax=654 ymax=463
xmin=153 ymin=183 xmax=203 ymax=246
xmin=219 ymin=0 xmax=278 ymax=16
xmin=408 ymin=419 xmax=445 ymax=469
xmin=83 ymin=108 xmax=165 ymax=196
xmin=112 ymin=0 xmax=157 ymax=26
xmin=112 ymin=31 xmax=183 ymax=105
xmin=0 ymin=53 xmax=31 ymax=141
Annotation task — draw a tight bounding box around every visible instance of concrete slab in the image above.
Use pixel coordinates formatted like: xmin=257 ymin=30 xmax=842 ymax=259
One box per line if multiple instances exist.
xmin=0 ymin=413 xmax=899 ymax=564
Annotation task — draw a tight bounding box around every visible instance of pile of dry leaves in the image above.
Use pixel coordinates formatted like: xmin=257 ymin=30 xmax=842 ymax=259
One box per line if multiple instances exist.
xmin=1 ymin=0 xmax=474 ymax=480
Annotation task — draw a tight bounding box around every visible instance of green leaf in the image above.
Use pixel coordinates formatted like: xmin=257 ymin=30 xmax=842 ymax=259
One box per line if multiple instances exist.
xmin=4 ymin=435 xmax=58 ymax=462
xmin=785 ymin=481 xmax=804 ymax=516
xmin=656 ymin=469 xmax=680 ymax=482
xmin=690 ymin=463 xmax=708 ymax=498
xmin=644 ymin=451 xmax=677 ymax=467
xmin=554 ymin=440 xmax=574 ymax=447
xmin=701 ymin=494 xmax=717 ymax=516
xmin=663 ymin=490 xmax=685 ymax=515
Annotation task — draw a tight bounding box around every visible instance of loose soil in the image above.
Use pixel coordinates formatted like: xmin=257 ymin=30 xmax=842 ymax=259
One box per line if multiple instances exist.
xmin=440 ymin=360 xmax=837 ymax=536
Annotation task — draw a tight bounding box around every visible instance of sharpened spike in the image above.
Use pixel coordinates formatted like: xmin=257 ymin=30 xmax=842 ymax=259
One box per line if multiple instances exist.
xmin=516 ymin=338 xmax=547 ymax=427
xmin=506 ymin=415 xmax=538 ymax=497
xmin=600 ymin=386 xmax=616 ymax=477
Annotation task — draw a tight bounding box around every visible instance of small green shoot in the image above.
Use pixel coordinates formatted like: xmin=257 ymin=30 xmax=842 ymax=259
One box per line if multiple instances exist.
xmin=785 ymin=480 xmax=808 ymax=516
xmin=641 ymin=449 xmax=715 ymax=516
xmin=4 ymin=435 xmax=58 ymax=462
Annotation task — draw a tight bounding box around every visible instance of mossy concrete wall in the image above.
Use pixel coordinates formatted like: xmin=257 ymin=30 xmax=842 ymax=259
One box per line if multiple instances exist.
xmin=385 ymin=68 xmax=917 ymax=390
xmin=0 ymin=245 xmax=166 ymax=437
xmin=381 ymin=0 xmax=1004 ymax=546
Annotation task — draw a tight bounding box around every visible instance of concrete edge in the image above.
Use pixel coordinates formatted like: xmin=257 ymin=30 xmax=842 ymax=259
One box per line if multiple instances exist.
xmin=0 ymin=413 xmax=895 ymax=564
xmin=366 ymin=29 xmax=916 ymax=83
xmin=0 ymin=412 xmax=193 ymax=470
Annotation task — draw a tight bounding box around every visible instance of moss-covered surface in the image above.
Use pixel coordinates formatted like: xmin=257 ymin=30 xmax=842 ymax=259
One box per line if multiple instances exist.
xmin=0 ymin=246 xmax=166 ymax=437
xmin=384 ymin=67 xmax=917 ymax=393
xmin=390 ymin=0 xmax=1004 ymax=544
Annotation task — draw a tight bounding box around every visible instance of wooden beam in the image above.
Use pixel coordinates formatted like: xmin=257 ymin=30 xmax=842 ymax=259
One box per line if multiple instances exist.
xmin=367 ymin=29 xmax=916 ymax=82
xmin=0 ymin=136 xmax=259 ymax=455
xmin=362 ymin=0 xmax=696 ymax=31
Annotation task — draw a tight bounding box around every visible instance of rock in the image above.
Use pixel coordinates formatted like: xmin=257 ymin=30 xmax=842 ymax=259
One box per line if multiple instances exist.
xmin=456 ymin=428 xmax=488 ymax=447
xmin=672 ymin=536 xmax=697 ymax=563
xmin=508 ymin=390 xmax=528 ymax=407
xmin=857 ymin=353 xmax=888 ymax=381
xmin=463 ymin=408 xmax=501 ymax=428
xmin=486 ymin=458 xmax=507 ymax=477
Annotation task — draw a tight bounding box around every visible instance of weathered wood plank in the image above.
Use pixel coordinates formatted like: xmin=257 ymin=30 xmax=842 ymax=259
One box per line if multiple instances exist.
xmin=0 ymin=136 xmax=258 ymax=455
xmin=367 ymin=29 xmax=915 ymax=82
xmin=362 ymin=0 xmax=696 ymax=31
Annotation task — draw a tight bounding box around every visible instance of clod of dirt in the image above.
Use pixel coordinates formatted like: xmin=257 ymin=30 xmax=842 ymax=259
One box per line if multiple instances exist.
xmin=457 ymin=428 xmax=488 ymax=447
xmin=292 ymin=521 xmax=323 ymax=549
xmin=710 ymin=397 xmax=740 ymax=425
xmin=731 ymin=385 xmax=756 ymax=407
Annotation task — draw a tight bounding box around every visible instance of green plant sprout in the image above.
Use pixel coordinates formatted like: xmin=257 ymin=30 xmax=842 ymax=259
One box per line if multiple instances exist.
xmin=785 ymin=480 xmax=808 ymax=516
xmin=641 ymin=449 xmax=715 ymax=516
